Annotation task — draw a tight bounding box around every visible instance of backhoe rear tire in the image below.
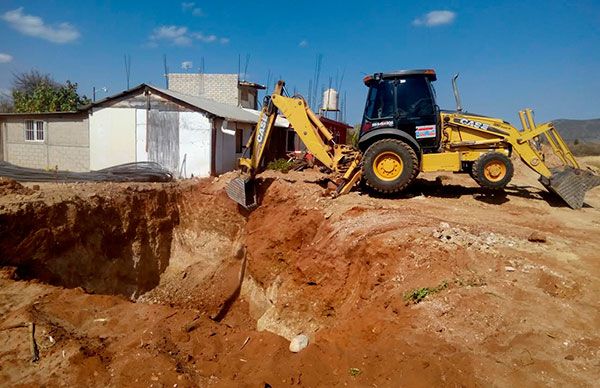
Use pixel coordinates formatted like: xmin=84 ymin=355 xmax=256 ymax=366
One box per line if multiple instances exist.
xmin=362 ymin=139 xmax=419 ymax=193
xmin=472 ymin=152 xmax=514 ymax=189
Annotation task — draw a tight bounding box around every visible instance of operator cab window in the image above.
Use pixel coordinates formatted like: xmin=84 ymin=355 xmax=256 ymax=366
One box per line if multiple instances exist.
xmin=395 ymin=78 xmax=435 ymax=118
xmin=364 ymin=81 xmax=395 ymax=119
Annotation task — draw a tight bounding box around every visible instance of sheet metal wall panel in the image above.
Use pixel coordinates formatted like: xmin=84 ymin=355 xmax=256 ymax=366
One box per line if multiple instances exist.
xmin=147 ymin=110 xmax=179 ymax=174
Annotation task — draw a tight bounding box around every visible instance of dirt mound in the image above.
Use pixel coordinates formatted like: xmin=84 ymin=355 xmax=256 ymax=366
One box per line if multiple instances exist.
xmin=1 ymin=170 xmax=599 ymax=386
xmin=0 ymin=178 xmax=34 ymax=196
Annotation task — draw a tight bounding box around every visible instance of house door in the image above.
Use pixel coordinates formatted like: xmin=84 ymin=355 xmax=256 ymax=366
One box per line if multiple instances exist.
xmin=147 ymin=110 xmax=179 ymax=174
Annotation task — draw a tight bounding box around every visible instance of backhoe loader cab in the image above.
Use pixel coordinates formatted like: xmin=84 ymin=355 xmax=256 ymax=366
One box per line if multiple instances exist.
xmin=360 ymin=69 xmax=440 ymax=152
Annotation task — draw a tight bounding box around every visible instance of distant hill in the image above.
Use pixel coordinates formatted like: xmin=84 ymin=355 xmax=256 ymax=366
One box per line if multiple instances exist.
xmin=552 ymin=119 xmax=600 ymax=142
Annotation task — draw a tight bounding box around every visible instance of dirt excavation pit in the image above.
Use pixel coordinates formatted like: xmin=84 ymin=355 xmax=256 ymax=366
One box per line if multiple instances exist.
xmin=1 ymin=168 xmax=600 ymax=386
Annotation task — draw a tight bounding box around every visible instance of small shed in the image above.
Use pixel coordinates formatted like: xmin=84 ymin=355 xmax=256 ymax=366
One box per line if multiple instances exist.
xmin=87 ymin=84 xmax=269 ymax=177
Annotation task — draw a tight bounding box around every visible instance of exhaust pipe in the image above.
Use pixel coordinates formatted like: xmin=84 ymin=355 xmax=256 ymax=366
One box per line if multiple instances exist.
xmin=452 ymin=73 xmax=463 ymax=113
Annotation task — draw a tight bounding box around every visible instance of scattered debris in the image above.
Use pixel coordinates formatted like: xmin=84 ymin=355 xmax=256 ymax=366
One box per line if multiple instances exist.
xmin=432 ymin=222 xmax=517 ymax=251
xmin=240 ymin=336 xmax=251 ymax=350
xmin=349 ymin=367 xmax=362 ymax=377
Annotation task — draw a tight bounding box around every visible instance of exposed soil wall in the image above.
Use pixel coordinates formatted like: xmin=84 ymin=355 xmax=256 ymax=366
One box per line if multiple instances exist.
xmin=0 ymin=186 xmax=180 ymax=297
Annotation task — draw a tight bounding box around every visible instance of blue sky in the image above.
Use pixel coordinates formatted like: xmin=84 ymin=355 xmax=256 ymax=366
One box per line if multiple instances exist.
xmin=1 ymin=0 xmax=599 ymax=124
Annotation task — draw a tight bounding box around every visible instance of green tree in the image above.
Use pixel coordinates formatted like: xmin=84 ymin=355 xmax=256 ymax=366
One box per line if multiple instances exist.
xmin=10 ymin=70 xmax=90 ymax=113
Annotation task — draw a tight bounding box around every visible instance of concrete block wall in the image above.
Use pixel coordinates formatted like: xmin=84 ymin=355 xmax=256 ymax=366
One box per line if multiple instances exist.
xmin=168 ymin=73 xmax=240 ymax=106
xmin=167 ymin=74 xmax=203 ymax=97
xmin=7 ymin=143 xmax=48 ymax=168
xmin=1 ymin=115 xmax=90 ymax=171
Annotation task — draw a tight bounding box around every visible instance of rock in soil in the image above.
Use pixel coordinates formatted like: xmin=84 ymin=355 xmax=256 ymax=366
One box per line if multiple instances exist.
xmin=528 ymin=231 xmax=547 ymax=243
xmin=289 ymin=334 xmax=309 ymax=353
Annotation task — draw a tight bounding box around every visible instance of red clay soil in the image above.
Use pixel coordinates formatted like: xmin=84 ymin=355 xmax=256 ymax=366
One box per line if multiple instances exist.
xmin=1 ymin=163 xmax=599 ymax=387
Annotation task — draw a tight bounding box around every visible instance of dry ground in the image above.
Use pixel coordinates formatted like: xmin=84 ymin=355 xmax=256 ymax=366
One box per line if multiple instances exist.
xmin=1 ymin=159 xmax=599 ymax=387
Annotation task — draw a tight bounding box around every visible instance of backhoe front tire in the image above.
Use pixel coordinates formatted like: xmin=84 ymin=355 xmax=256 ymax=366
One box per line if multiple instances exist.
xmin=472 ymin=152 xmax=514 ymax=189
xmin=362 ymin=139 xmax=419 ymax=193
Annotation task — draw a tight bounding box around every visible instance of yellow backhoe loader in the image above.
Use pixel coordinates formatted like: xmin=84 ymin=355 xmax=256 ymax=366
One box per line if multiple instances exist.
xmin=227 ymin=70 xmax=599 ymax=209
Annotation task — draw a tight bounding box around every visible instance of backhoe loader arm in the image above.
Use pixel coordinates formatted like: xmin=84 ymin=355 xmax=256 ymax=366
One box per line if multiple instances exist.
xmin=227 ymin=81 xmax=362 ymax=209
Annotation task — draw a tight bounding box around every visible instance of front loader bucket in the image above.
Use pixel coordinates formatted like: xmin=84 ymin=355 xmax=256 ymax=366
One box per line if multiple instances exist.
xmin=540 ymin=167 xmax=600 ymax=209
xmin=226 ymin=176 xmax=258 ymax=210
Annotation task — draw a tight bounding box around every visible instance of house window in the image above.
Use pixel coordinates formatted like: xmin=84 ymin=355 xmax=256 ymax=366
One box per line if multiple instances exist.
xmin=235 ymin=128 xmax=244 ymax=153
xmin=25 ymin=120 xmax=45 ymax=142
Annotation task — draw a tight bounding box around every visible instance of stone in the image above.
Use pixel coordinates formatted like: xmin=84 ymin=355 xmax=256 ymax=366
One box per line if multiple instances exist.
xmin=528 ymin=231 xmax=547 ymax=243
xmin=289 ymin=334 xmax=309 ymax=353
xmin=564 ymin=354 xmax=575 ymax=361
xmin=505 ymin=266 xmax=516 ymax=272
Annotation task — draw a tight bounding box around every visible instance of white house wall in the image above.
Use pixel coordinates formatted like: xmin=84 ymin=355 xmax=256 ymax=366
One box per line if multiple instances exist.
xmin=178 ymin=111 xmax=211 ymax=178
xmin=89 ymin=107 xmax=136 ymax=170
xmin=135 ymin=109 xmax=148 ymax=162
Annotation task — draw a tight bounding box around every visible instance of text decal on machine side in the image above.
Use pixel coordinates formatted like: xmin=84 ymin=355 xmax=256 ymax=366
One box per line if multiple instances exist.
xmin=457 ymin=118 xmax=490 ymax=130
xmin=415 ymin=125 xmax=436 ymax=139
xmin=256 ymin=112 xmax=269 ymax=144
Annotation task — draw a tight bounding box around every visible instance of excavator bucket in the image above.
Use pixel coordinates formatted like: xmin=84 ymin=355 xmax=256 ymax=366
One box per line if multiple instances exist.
xmin=226 ymin=176 xmax=257 ymax=210
xmin=540 ymin=167 xmax=600 ymax=209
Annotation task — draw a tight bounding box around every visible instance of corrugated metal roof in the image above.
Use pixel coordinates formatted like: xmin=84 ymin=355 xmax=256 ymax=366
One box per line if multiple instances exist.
xmin=150 ymin=86 xmax=262 ymax=124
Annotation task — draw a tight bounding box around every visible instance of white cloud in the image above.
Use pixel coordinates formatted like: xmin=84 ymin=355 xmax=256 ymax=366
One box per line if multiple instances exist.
xmin=191 ymin=32 xmax=216 ymax=43
xmin=150 ymin=25 xmax=228 ymax=46
xmin=413 ymin=10 xmax=456 ymax=27
xmin=1 ymin=7 xmax=80 ymax=43
xmin=0 ymin=53 xmax=13 ymax=63
xmin=151 ymin=25 xmax=192 ymax=46
xmin=181 ymin=2 xmax=195 ymax=9
xmin=299 ymin=39 xmax=308 ymax=48
xmin=181 ymin=61 xmax=193 ymax=70
xmin=181 ymin=2 xmax=204 ymax=16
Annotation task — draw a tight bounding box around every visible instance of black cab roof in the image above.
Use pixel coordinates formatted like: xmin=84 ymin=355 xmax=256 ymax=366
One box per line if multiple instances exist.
xmin=363 ymin=69 xmax=437 ymax=85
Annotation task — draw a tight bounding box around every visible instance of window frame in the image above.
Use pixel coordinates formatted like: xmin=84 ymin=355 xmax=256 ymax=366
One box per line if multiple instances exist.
xmin=24 ymin=119 xmax=46 ymax=142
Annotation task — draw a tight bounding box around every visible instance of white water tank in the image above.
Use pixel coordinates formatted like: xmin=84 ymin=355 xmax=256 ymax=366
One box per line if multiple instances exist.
xmin=322 ymin=88 xmax=339 ymax=111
